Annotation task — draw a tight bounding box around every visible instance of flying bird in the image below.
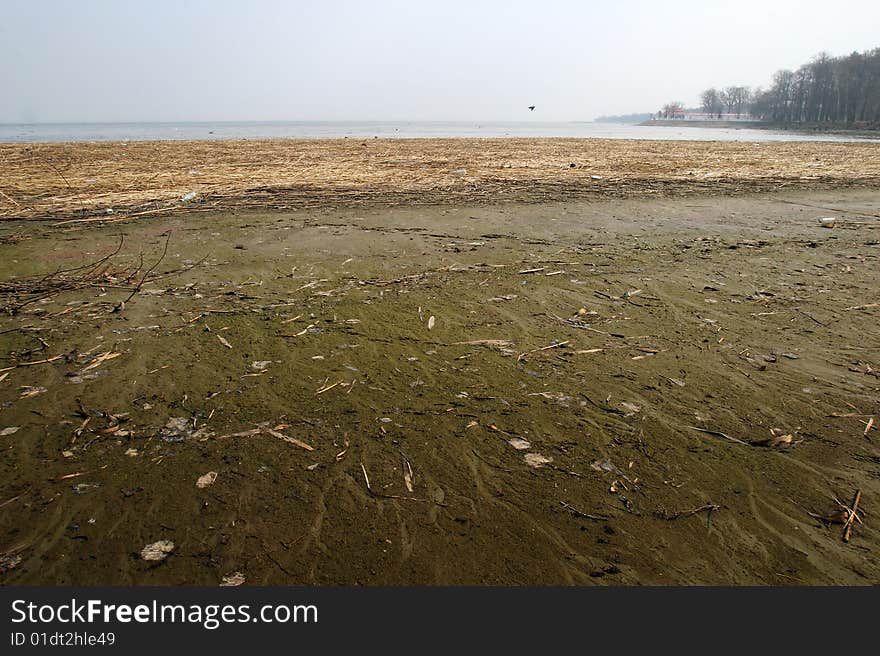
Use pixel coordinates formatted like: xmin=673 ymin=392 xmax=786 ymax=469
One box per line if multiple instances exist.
xmin=528 ymin=105 xmax=536 ymax=111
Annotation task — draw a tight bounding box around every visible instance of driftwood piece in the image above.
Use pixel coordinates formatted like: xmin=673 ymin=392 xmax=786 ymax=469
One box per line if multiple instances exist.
xmin=687 ymin=426 xmax=748 ymax=445
xmin=843 ymin=489 xmax=862 ymax=543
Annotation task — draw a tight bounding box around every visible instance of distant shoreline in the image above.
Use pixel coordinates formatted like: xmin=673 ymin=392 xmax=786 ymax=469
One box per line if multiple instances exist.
xmin=639 ymin=119 xmax=764 ymax=129
xmin=640 ymin=118 xmax=880 ymax=139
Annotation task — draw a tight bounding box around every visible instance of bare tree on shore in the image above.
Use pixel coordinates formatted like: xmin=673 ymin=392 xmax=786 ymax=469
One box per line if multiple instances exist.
xmin=659 ymin=101 xmax=685 ymax=119
xmin=700 ymin=88 xmax=723 ymax=118
xmin=719 ymin=86 xmax=752 ymax=118
xmin=704 ymin=47 xmax=880 ymax=126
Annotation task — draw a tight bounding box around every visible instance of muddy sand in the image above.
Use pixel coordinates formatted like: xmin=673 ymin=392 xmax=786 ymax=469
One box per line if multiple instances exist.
xmin=0 ymin=179 xmax=879 ymax=585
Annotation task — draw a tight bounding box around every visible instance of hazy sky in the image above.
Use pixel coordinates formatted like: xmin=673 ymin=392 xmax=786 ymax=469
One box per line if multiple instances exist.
xmin=2 ymin=0 xmax=878 ymax=123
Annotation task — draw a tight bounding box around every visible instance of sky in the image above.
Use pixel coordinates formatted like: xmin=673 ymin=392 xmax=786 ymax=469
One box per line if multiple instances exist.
xmin=2 ymin=0 xmax=879 ymax=123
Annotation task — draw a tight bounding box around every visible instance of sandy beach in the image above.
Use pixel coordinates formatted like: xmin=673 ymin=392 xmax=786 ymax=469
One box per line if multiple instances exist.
xmin=0 ymin=138 xmax=878 ymax=585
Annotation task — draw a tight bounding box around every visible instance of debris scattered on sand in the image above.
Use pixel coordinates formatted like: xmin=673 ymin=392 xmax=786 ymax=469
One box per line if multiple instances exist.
xmin=453 ymin=339 xmax=515 ymax=355
xmin=559 ymin=501 xmax=610 ymax=521
xmin=196 ymin=471 xmax=218 ymax=488
xmin=140 ymin=540 xmax=174 ymax=561
xmin=3 ymin=154 xmax=880 ymax=586
xmin=359 ymin=462 xmax=431 ymax=503
xmin=750 ymin=432 xmax=795 ymax=448
xmin=19 ymin=386 xmax=47 ymax=398
xmin=55 ymin=471 xmax=86 ymax=481
xmin=619 ymin=401 xmax=641 ymax=416
xmin=315 ymin=380 xmax=343 ymax=395
xmin=517 ymin=340 xmax=569 ymax=363
xmin=220 ymin=572 xmax=246 ymax=587
xmin=524 ymin=453 xmax=553 ymax=468
xmin=455 ymin=339 xmax=514 ymax=348
xmin=591 ymin=459 xmax=631 ymax=480
xmin=0 ymin=355 xmax=63 ymax=374
xmin=687 ymin=425 xmax=748 ymax=445
xmin=81 ymin=351 xmax=121 ymax=372
xmin=508 ymin=438 xmax=531 ymax=450
xmin=159 ymin=417 xmax=213 ymax=442
xmin=0 ymin=554 xmax=23 ymax=573
xmin=401 ymin=453 xmax=415 ymax=492
xmin=263 ymin=427 xmax=314 ymax=451
xmin=656 ymin=503 xmax=720 ymax=522
xmin=843 ymin=489 xmax=862 ymax=543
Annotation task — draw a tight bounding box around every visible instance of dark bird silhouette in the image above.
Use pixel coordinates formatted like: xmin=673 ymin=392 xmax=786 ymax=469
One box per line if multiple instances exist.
xmin=528 ymin=105 xmax=536 ymax=111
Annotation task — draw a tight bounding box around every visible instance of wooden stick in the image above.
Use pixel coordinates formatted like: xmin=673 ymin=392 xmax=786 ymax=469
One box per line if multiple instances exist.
xmin=0 ymin=354 xmax=63 ymax=373
xmin=843 ymin=489 xmax=861 ymax=543
xmin=263 ymin=428 xmax=314 ymax=451
xmin=687 ymin=426 xmax=748 ymax=445
xmin=315 ymin=380 xmax=342 ymax=395
xmin=517 ymin=340 xmax=570 ymax=363
xmin=560 ymin=501 xmax=610 ymax=521
xmin=661 ymin=503 xmax=720 ymax=520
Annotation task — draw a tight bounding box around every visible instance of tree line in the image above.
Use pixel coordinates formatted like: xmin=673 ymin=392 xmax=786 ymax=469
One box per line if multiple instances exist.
xmin=698 ymin=87 xmax=751 ymax=118
xmin=698 ymin=47 xmax=880 ymax=126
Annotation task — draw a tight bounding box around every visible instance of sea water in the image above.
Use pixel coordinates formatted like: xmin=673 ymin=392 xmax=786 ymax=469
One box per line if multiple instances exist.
xmin=0 ymin=120 xmax=874 ymax=144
